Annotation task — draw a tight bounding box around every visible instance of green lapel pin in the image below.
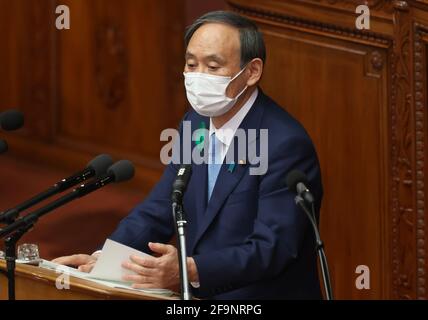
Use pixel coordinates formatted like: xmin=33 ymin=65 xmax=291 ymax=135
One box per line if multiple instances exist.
xmin=195 ymin=121 xmax=206 ymax=152
xmin=227 ymin=163 xmax=236 ymax=173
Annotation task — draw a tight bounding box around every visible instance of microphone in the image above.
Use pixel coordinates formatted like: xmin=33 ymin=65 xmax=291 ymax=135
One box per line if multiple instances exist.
xmin=0 ymin=159 xmax=135 ymax=238
xmin=0 ymin=154 xmax=113 ymax=224
xmin=171 ymin=164 xmax=192 ymax=204
xmin=0 ymin=110 xmax=24 ymax=131
xmin=284 ymin=169 xmax=333 ymax=300
xmin=72 ymin=159 xmax=135 ymax=198
xmin=54 ymin=154 xmax=114 ymax=192
xmin=0 ymin=140 xmax=8 ymax=154
xmin=171 ymin=164 xmax=192 ymax=300
xmin=286 ymin=169 xmax=314 ymax=205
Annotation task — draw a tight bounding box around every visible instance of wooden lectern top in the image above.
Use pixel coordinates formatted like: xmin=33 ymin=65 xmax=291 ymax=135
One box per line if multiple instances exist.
xmin=0 ymin=260 xmax=179 ymax=300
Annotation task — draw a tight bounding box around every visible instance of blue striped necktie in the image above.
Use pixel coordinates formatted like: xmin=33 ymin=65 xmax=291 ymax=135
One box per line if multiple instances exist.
xmin=208 ymin=133 xmax=222 ymax=201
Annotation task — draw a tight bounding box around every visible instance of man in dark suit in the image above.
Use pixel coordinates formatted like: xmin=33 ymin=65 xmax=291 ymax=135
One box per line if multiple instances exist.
xmin=54 ymin=11 xmax=323 ymax=299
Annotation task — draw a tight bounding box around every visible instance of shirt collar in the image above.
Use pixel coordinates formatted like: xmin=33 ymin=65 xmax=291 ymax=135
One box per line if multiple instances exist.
xmin=209 ymin=87 xmax=259 ymax=147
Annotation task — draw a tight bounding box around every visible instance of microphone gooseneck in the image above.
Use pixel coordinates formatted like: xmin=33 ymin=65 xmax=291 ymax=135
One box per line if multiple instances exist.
xmin=0 ymin=159 xmax=134 ymax=238
xmin=0 ymin=154 xmax=114 ymax=224
xmin=285 ymin=169 xmax=334 ymax=300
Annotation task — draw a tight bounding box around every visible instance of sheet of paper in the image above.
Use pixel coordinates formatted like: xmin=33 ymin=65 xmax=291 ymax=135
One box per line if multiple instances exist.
xmin=88 ymin=239 xmax=152 ymax=282
xmin=38 ymin=259 xmax=173 ymax=296
xmin=39 ymin=259 xmax=90 ymax=279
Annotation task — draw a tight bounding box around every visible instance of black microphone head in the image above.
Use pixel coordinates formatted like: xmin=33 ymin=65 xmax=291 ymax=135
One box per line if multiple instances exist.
xmin=173 ymin=164 xmax=192 ymax=190
xmin=0 ymin=140 xmax=8 ymax=154
xmin=0 ymin=110 xmax=24 ymax=131
xmin=86 ymin=154 xmax=114 ymax=177
xmin=285 ymin=169 xmax=309 ymax=193
xmin=107 ymin=160 xmax=135 ymax=183
xmin=172 ymin=164 xmax=192 ymax=203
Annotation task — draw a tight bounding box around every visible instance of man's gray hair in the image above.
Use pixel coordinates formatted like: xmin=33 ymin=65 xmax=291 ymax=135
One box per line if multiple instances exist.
xmin=184 ymin=11 xmax=266 ymax=68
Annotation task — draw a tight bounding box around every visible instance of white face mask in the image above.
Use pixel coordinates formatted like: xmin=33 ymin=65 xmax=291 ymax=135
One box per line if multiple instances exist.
xmin=183 ymin=67 xmax=248 ymax=117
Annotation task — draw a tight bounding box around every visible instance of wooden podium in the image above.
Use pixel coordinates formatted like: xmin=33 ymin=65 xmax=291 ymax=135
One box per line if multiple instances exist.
xmin=0 ymin=260 xmax=178 ymax=300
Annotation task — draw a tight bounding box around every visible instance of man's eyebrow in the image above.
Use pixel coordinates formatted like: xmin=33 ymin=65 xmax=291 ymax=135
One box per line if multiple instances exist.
xmin=204 ymin=54 xmax=226 ymax=64
xmin=185 ymin=52 xmax=226 ymax=64
xmin=185 ymin=52 xmax=196 ymax=59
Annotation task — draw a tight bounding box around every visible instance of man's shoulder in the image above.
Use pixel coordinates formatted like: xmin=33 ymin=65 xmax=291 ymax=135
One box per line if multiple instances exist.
xmin=257 ymin=91 xmax=313 ymax=146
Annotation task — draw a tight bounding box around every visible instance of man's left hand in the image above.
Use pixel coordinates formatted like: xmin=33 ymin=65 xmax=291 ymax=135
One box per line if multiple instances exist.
xmin=121 ymin=242 xmax=198 ymax=290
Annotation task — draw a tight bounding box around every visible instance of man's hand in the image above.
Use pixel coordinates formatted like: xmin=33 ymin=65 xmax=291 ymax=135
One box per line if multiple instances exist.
xmin=121 ymin=242 xmax=199 ymax=290
xmin=52 ymin=252 xmax=100 ymax=273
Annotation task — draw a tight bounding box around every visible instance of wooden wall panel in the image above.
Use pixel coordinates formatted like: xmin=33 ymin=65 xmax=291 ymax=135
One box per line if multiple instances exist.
xmin=261 ymin=26 xmax=389 ymax=299
xmin=57 ymin=0 xmax=185 ymax=159
xmin=228 ymin=0 xmax=428 ymax=300
xmin=0 ymin=0 xmax=187 ymax=192
xmin=0 ymin=0 xmax=56 ymax=140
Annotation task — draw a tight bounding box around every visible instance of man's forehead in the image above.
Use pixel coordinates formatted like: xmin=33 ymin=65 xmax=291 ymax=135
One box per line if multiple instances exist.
xmin=187 ymin=23 xmax=240 ymax=58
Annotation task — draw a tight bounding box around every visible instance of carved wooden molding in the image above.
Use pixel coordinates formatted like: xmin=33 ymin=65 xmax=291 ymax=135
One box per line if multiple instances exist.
xmin=300 ymin=0 xmax=395 ymax=13
xmin=362 ymin=49 xmax=385 ymax=78
xmin=227 ymin=0 xmax=391 ymax=47
xmin=413 ymin=22 xmax=428 ymax=300
xmin=393 ymin=0 xmax=410 ymax=10
xmin=370 ymin=50 xmax=384 ymax=70
xmin=390 ymin=10 xmax=428 ymax=300
xmin=390 ymin=5 xmax=414 ymax=300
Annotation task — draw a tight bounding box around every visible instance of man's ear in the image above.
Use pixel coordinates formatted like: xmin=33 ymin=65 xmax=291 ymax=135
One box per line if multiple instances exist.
xmin=246 ymin=58 xmax=263 ymax=86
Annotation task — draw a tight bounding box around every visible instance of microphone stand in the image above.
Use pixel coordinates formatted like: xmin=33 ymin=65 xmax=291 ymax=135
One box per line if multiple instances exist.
xmin=172 ymin=202 xmax=191 ymax=300
xmin=295 ymin=195 xmax=334 ymax=300
xmin=0 ymin=192 xmax=77 ymax=300
xmin=3 ymin=223 xmax=34 ymax=300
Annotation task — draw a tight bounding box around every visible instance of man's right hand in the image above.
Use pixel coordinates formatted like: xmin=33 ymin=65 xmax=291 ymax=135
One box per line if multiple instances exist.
xmin=52 ymin=252 xmax=100 ymax=273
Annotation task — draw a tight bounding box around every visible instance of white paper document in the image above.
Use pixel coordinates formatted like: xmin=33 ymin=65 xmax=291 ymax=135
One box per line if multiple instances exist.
xmin=89 ymin=238 xmax=152 ymax=282
xmin=36 ymin=239 xmax=173 ymax=296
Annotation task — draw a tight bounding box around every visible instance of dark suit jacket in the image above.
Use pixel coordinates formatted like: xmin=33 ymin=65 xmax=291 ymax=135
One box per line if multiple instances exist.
xmin=108 ymin=89 xmax=323 ymax=299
